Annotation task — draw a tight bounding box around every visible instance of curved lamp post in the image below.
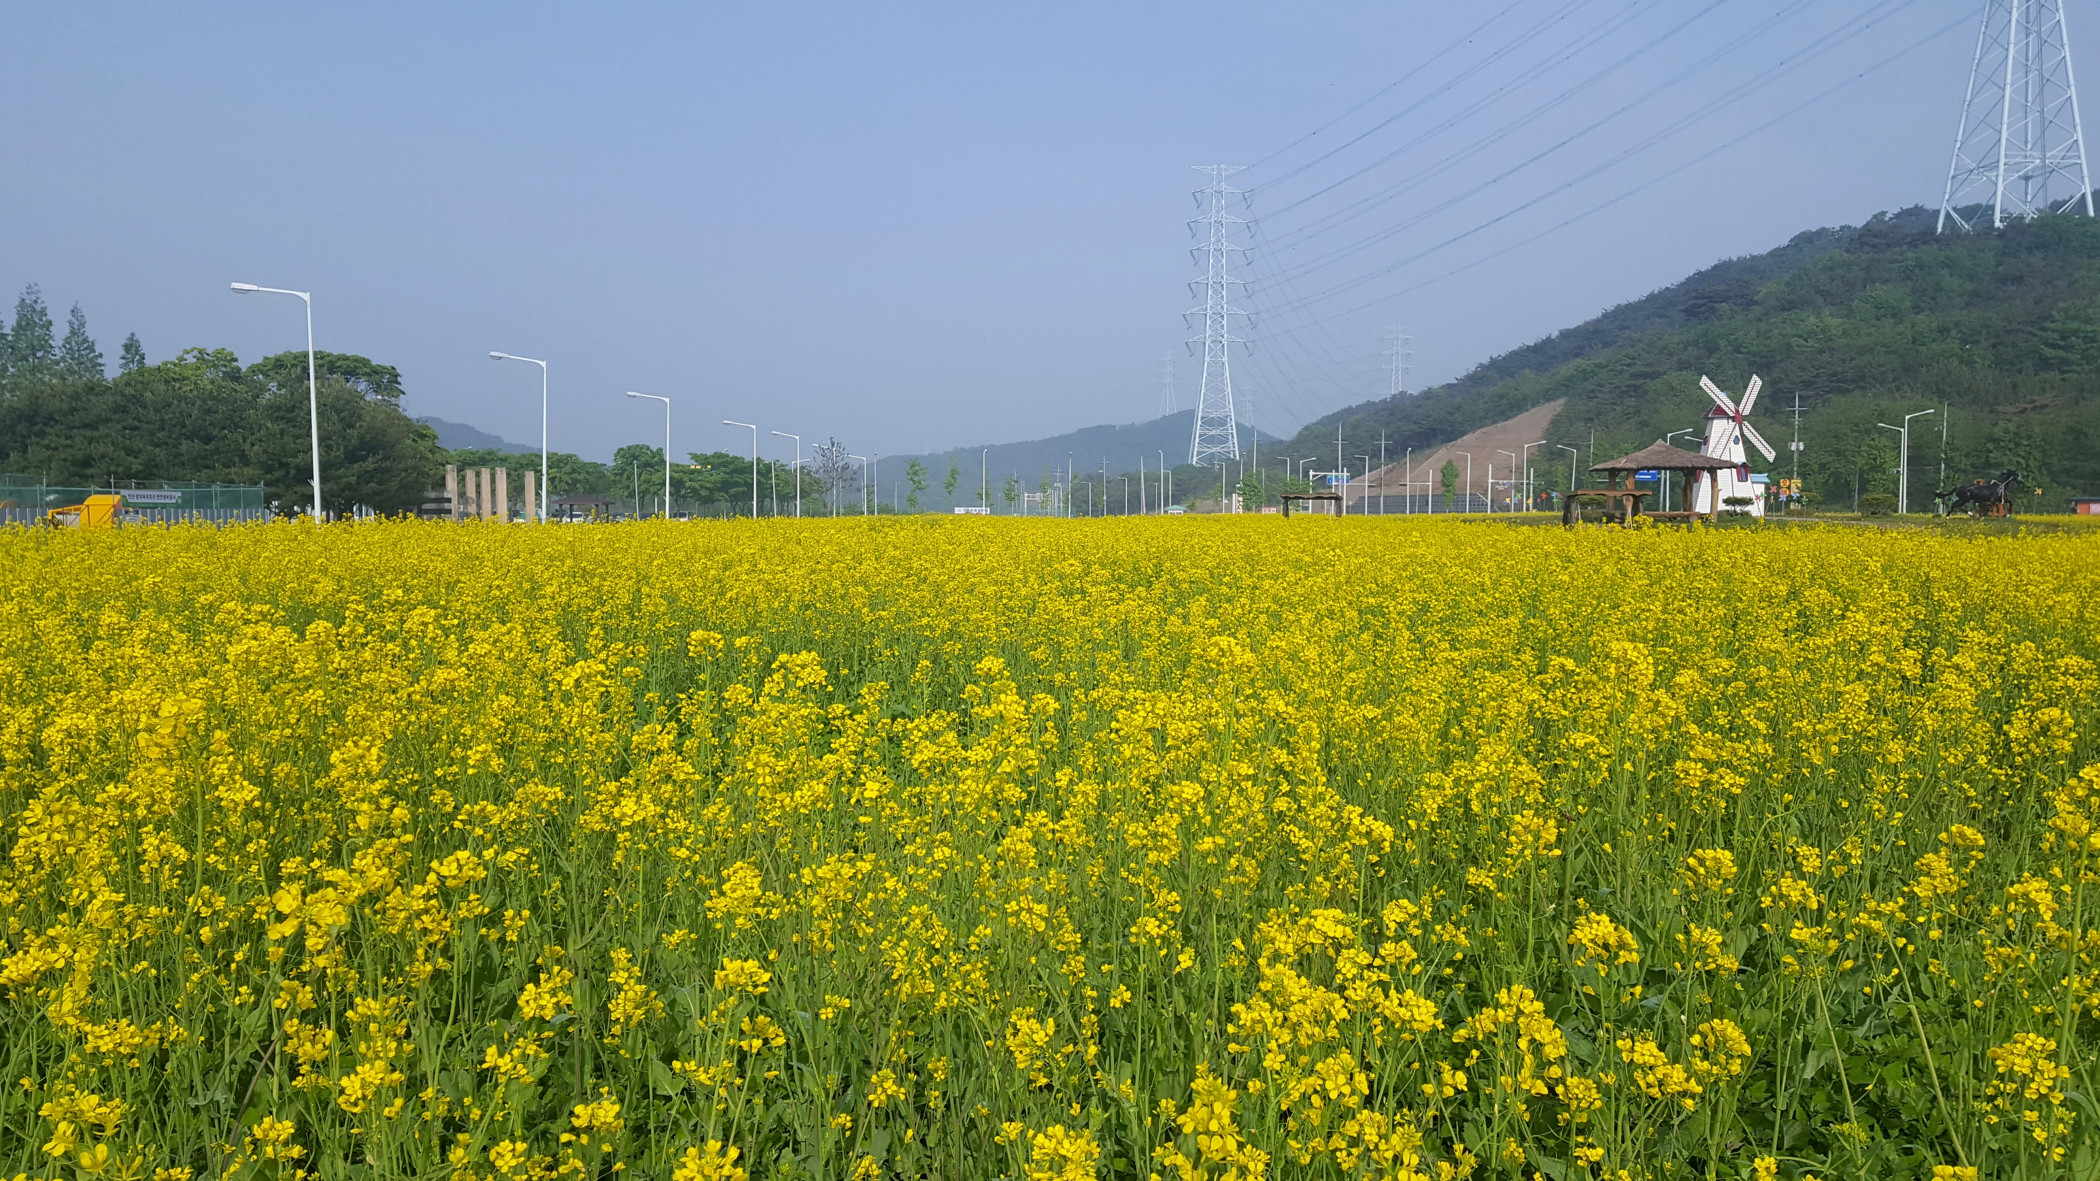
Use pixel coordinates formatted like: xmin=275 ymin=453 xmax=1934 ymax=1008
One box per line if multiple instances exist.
xmin=231 ymin=283 xmax=320 ymax=518
xmin=489 ymin=351 xmax=549 ymax=522
xmin=627 ymin=392 xmax=672 ymax=517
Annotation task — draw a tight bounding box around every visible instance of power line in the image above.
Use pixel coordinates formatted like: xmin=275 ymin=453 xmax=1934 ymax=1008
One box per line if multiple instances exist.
xmin=1246 ymin=0 xmax=1529 ymax=174
xmin=1296 ymin=9 xmax=1974 ymax=327
xmin=1259 ymin=0 xmax=1883 ymax=287
xmin=1260 ymin=0 xmax=1685 ymax=228
xmin=1259 ymin=0 xmax=1794 ymax=265
xmin=1257 ymin=0 xmax=1934 ymax=324
xmin=1251 ymin=0 xmax=1594 ymax=191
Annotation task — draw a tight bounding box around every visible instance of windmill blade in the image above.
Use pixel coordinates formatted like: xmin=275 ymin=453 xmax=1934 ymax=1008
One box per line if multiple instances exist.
xmin=1740 ymin=421 xmax=1777 ymax=463
xmin=1737 ymin=375 xmax=1762 ymax=416
xmin=1699 ymin=376 xmax=1737 ymax=415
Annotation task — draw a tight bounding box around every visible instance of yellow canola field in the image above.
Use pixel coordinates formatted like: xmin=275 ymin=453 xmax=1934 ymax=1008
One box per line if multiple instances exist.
xmin=2 ymin=517 xmax=2098 ymax=1181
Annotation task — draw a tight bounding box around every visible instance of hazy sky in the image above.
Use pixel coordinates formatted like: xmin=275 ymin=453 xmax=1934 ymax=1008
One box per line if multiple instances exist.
xmin=2 ymin=1 xmax=2010 ymax=462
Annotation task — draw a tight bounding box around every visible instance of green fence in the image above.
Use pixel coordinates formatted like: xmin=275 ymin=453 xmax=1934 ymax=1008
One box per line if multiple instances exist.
xmin=0 ymin=477 xmax=271 ymax=527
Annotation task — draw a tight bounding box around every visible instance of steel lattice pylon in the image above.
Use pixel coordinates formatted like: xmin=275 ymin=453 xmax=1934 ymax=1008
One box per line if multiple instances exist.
xmin=1186 ymin=165 xmax=1247 ymax=466
xmin=1940 ymin=0 xmax=2096 ymax=232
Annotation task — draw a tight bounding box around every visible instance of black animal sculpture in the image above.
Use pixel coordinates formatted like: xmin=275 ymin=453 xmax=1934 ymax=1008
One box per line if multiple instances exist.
xmin=1935 ymin=470 xmax=2022 ymax=517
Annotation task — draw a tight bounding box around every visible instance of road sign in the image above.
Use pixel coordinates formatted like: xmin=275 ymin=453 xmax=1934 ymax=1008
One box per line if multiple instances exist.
xmin=1636 ymin=469 xmax=1659 ymax=481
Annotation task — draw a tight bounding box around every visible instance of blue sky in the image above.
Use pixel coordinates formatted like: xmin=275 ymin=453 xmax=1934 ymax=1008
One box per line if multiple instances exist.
xmin=1 ymin=1 xmax=2012 ymax=462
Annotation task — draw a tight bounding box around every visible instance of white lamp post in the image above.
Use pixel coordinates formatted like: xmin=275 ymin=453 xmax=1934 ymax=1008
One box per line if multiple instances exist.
xmin=627 ymin=393 xmax=671 ymax=516
xmin=1665 ymin=428 xmax=1700 ymax=512
xmin=770 ymin=431 xmax=801 ymax=518
xmin=725 ymin=421 xmax=758 ymax=518
xmin=1454 ymin=451 xmax=1474 ymax=514
xmin=231 ymin=282 xmax=321 ymax=519
xmin=489 ymin=352 xmax=548 ymax=521
xmin=1496 ymin=450 xmax=1518 ymax=513
xmin=1557 ymin=444 xmax=1579 ymax=495
xmin=1877 ymin=408 xmax=1936 ymax=514
xmin=848 ymin=454 xmax=869 ymax=514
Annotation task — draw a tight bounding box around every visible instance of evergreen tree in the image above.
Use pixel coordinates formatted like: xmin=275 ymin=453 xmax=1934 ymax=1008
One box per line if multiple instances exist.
xmin=119 ymin=333 xmax=146 ymax=375
xmin=8 ymin=285 xmax=55 ymax=378
xmin=59 ymin=303 xmax=103 ymax=379
xmin=942 ymin=457 xmax=960 ymax=502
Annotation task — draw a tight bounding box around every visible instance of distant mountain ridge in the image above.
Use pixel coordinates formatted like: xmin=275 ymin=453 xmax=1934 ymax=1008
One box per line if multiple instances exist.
xmin=884 ymin=410 xmax=1282 ymax=509
xmin=417 ymin=416 xmax=535 ymax=454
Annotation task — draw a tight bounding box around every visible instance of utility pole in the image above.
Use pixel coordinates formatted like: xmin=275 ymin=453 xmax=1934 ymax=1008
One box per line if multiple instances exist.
xmin=1378 ymin=433 xmax=1388 ymax=515
xmin=1335 ymin=422 xmax=1344 ymax=506
xmin=1788 ymin=393 xmax=1805 ymax=504
xmin=1939 ymin=404 xmax=1949 ymax=493
xmin=1247 ymin=394 xmax=1258 ymax=505
xmin=1187 ymin=165 xmax=1247 ymax=465
xmin=1940 ymin=0 xmax=2095 ymax=231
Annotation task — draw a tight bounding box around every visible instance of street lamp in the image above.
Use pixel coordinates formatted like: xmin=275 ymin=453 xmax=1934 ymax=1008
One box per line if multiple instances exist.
xmin=232 ymin=283 xmax=321 ymax=518
xmin=489 ymin=351 xmax=549 ymax=522
xmin=627 ymin=392 xmax=671 ymax=516
xmin=770 ymin=431 xmax=801 ymax=518
xmin=1664 ymin=428 xmax=1703 ymax=511
xmin=1116 ymin=475 xmax=1129 ymax=516
xmin=1877 ymin=408 xmax=1936 ymax=514
xmin=1556 ymin=444 xmax=1579 ymax=503
xmin=1453 ymin=451 xmax=1474 ymax=514
xmin=724 ymin=420 xmax=758 ymax=518
xmin=848 ymin=454 xmax=869 ymax=514
xmin=1496 ymin=449 xmax=1518 ymax=513
xmin=1523 ymin=440 xmax=1545 ymax=511
xmin=1356 ymin=455 xmax=1370 ymax=515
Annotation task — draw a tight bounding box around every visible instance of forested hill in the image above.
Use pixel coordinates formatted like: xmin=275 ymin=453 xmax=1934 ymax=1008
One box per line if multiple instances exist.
xmin=1294 ymin=206 xmax=2100 ymax=509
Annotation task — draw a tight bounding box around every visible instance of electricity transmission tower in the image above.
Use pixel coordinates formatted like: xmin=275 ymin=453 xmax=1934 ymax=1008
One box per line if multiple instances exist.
xmin=1158 ymin=352 xmax=1177 ymax=417
xmin=1186 ymin=165 xmax=1247 ymax=465
xmin=1939 ymin=0 xmax=2096 ymax=231
xmin=1387 ymin=328 xmax=1413 ymax=398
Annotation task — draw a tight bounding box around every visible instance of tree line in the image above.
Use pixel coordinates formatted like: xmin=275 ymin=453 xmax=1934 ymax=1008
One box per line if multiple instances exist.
xmin=0 ymin=285 xmax=931 ymax=518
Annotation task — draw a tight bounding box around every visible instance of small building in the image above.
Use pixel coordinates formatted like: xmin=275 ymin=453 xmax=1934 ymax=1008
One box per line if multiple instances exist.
xmin=2073 ymin=497 xmax=2100 ymax=515
xmin=552 ymin=495 xmax=613 ymax=522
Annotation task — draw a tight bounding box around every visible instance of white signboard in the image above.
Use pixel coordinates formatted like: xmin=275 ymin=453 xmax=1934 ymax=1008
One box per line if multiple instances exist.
xmin=121 ymin=490 xmax=183 ymax=505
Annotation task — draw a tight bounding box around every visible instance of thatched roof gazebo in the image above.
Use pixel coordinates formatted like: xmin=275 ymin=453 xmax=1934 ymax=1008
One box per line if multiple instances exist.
xmin=1572 ymin=440 xmax=1740 ymax=525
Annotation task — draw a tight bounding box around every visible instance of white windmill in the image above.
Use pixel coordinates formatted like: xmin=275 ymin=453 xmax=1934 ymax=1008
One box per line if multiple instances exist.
xmin=1692 ymin=375 xmax=1777 ymax=517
